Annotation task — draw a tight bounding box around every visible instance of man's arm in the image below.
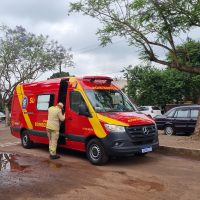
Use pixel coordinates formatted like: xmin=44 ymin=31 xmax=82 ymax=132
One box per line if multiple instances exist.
xmin=58 ymin=110 xmax=65 ymax=121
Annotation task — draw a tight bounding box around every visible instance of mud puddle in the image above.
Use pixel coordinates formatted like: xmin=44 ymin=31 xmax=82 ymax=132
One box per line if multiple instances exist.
xmin=0 ymin=152 xmax=28 ymax=172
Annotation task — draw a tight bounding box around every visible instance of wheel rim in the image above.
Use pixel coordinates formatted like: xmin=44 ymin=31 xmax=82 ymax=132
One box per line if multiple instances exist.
xmin=23 ymin=135 xmax=28 ymax=145
xmin=165 ymin=127 xmax=173 ymax=136
xmin=89 ymin=144 xmax=101 ymax=161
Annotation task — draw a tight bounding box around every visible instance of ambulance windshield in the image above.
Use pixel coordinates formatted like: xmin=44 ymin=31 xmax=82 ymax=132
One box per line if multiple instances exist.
xmin=85 ymin=90 xmax=136 ymax=112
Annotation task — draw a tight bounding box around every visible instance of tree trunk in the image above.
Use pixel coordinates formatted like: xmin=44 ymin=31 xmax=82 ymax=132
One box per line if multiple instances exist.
xmin=193 ymin=110 xmax=200 ymax=137
xmin=4 ymin=104 xmax=10 ymax=127
xmin=59 ymin=62 xmax=62 ymax=74
xmin=198 ymin=96 xmax=200 ymax=104
xmin=0 ymin=94 xmax=3 ymax=108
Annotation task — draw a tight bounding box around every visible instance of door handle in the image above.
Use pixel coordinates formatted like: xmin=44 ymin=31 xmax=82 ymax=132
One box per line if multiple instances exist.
xmin=23 ymin=112 xmax=33 ymax=115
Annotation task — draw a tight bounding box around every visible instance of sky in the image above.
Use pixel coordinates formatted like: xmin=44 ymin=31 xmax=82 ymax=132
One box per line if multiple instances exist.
xmin=1 ymin=0 xmax=199 ymax=81
xmin=0 ymin=0 xmax=141 ymax=80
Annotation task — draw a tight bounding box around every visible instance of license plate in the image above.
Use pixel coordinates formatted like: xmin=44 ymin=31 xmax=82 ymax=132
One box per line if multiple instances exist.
xmin=142 ymin=146 xmax=152 ymax=153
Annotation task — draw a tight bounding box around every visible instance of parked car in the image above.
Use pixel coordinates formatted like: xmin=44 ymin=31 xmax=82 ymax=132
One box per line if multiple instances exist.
xmin=154 ymin=105 xmax=200 ymax=136
xmin=0 ymin=112 xmax=6 ymax=121
xmin=138 ymin=106 xmax=162 ymax=118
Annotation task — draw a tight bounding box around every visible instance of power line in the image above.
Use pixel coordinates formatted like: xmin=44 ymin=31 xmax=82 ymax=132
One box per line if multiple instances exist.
xmin=73 ymin=39 xmax=125 ymax=54
xmin=74 ymin=44 xmax=101 ymax=52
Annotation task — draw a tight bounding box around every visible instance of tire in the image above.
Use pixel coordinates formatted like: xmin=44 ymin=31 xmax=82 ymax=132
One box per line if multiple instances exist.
xmin=86 ymin=138 xmax=109 ymax=165
xmin=164 ymin=125 xmax=175 ymax=136
xmin=21 ymin=130 xmax=33 ymax=149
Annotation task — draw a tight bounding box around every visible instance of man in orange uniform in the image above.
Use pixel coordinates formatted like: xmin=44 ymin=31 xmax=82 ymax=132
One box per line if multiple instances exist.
xmin=46 ymin=102 xmax=65 ymax=159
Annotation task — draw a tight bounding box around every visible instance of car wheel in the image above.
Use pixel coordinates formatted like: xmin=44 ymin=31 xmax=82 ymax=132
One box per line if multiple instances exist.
xmin=21 ymin=130 xmax=33 ymax=149
xmin=164 ymin=126 xmax=175 ymax=136
xmin=86 ymin=138 xmax=109 ymax=165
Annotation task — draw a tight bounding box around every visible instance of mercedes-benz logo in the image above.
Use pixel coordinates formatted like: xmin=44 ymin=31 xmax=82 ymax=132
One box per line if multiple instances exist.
xmin=143 ymin=127 xmax=149 ymax=135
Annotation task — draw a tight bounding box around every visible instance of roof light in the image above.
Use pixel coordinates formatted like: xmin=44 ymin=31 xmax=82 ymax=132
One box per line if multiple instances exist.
xmin=83 ymin=76 xmax=113 ymax=84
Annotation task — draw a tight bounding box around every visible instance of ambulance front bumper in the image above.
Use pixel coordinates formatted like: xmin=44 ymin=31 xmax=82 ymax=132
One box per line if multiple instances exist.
xmin=100 ymin=129 xmax=159 ymax=156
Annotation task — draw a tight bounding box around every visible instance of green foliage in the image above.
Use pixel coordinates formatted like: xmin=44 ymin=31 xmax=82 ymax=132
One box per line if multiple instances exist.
xmin=168 ymin=39 xmax=200 ymax=67
xmin=124 ymin=65 xmax=200 ymax=106
xmin=70 ymin=0 xmax=200 ymax=74
xmin=48 ymin=71 xmax=70 ymax=79
xmin=167 ymin=39 xmax=200 ymax=103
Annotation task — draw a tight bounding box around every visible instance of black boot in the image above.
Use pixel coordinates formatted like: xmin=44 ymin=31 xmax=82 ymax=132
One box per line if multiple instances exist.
xmin=50 ymin=155 xmax=60 ymax=160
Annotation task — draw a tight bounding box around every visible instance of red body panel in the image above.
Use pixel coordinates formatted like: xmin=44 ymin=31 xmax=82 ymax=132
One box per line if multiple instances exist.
xmin=64 ymin=140 xmax=85 ymax=152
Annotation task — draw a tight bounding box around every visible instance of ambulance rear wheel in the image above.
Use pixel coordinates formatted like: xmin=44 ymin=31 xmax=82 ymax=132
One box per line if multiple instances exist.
xmin=86 ymin=139 xmax=109 ymax=165
xmin=21 ymin=130 xmax=33 ymax=149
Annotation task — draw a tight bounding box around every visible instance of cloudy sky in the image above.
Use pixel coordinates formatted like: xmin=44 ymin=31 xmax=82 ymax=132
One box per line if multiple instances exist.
xmin=0 ymin=0 xmax=141 ymax=79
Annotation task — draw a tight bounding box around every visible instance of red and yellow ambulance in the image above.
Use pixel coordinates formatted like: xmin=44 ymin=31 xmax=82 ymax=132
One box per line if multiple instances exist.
xmin=11 ymin=76 xmax=159 ymax=164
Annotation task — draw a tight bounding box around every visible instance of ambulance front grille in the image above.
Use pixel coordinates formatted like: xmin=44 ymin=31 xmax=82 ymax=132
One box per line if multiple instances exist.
xmin=125 ymin=124 xmax=157 ymax=145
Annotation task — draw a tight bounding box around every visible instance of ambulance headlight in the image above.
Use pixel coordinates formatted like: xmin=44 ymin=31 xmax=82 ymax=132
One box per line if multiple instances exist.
xmin=104 ymin=124 xmax=125 ymax=133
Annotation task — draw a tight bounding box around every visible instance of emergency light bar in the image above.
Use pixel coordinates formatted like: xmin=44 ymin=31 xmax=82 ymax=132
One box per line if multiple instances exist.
xmin=83 ymin=76 xmax=113 ymax=84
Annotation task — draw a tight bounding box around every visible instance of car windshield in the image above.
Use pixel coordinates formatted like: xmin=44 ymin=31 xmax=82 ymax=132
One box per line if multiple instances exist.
xmin=85 ymin=89 xmax=136 ymax=112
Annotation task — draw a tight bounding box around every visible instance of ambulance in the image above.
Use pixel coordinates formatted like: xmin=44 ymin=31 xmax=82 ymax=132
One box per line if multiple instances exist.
xmin=11 ymin=76 xmax=159 ymax=165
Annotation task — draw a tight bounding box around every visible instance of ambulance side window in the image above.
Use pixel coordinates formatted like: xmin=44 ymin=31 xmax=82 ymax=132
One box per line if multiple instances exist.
xmin=37 ymin=94 xmax=54 ymax=111
xmin=70 ymin=91 xmax=85 ymax=113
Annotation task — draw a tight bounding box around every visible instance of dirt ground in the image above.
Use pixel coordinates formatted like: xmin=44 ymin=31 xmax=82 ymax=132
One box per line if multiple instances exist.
xmin=0 ymin=125 xmax=200 ymax=200
xmin=1 ymin=151 xmax=200 ymax=200
xmin=158 ymin=131 xmax=200 ymax=149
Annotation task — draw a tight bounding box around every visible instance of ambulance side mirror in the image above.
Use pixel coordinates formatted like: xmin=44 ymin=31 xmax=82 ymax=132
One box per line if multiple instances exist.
xmin=78 ymin=104 xmax=92 ymax=118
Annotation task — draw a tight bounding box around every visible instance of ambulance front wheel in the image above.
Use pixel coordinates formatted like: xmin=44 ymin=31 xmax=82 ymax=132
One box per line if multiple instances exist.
xmin=21 ymin=130 xmax=33 ymax=149
xmin=86 ymin=138 xmax=109 ymax=165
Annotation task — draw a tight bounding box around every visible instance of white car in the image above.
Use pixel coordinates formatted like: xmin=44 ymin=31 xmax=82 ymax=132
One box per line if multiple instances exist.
xmin=138 ymin=106 xmax=162 ymax=118
xmin=0 ymin=112 xmax=6 ymax=121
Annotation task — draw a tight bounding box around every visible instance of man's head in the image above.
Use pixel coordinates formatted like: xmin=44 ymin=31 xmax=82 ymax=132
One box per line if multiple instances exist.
xmin=57 ymin=102 xmax=64 ymax=110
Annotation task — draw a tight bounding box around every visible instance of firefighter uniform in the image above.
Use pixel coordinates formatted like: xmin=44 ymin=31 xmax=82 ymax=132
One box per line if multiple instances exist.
xmin=46 ymin=103 xmax=65 ymax=159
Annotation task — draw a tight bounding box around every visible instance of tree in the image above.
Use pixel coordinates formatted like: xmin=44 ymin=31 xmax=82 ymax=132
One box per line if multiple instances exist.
xmin=48 ymin=71 xmax=70 ymax=79
xmin=54 ymin=47 xmax=74 ymax=74
xmin=124 ymin=65 xmax=164 ymax=105
xmin=0 ymin=93 xmax=3 ymax=112
xmin=69 ymin=0 xmax=200 ymax=136
xmin=124 ymin=65 xmax=200 ymax=106
xmin=167 ymin=39 xmax=200 ymax=103
xmin=167 ymin=39 xmax=200 ymax=136
xmin=70 ymin=0 xmax=200 ymax=74
xmin=0 ymin=25 xmax=73 ymax=125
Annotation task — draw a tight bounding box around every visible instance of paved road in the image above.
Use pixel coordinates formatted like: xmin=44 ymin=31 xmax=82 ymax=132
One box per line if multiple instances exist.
xmin=0 ymin=126 xmax=200 ymax=200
